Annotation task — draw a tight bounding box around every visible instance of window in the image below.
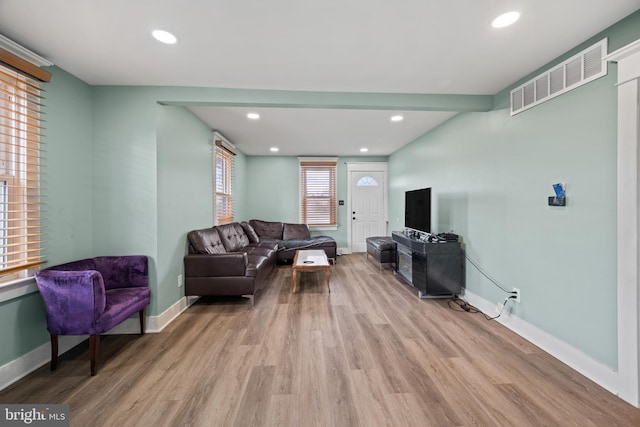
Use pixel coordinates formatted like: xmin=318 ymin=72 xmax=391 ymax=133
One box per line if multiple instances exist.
xmin=214 ymin=133 xmax=235 ymax=225
xmin=0 ymin=63 xmax=44 ymax=280
xmin=356 ymin=176 xmax=379 ymax=186
xmin=299 ymin=158 xmax=337 ymax=228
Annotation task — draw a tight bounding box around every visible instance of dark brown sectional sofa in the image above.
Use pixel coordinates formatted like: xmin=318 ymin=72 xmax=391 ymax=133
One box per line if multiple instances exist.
xmin=183 ymin=220 xmax=336 ymax=303
xmin=248 ymin=219 xmax=337 ymax=263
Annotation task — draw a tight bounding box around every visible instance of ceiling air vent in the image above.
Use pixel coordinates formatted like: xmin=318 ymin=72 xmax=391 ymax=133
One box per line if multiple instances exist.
xmin=510 ymin=38 xmax=608 ymax=116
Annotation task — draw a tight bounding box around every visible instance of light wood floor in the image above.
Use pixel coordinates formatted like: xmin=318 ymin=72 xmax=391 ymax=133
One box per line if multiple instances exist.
xmin=2 ymin=254 xmax=639 ymax=426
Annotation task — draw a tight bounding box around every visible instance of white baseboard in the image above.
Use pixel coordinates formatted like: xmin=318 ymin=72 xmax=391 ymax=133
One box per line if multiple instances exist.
xmin=338 ymin=247 xmax=351 ymax=255
xmin=463 ymin=289 xmax=621 ymax=399
xmin=0 ymin=335 xmax=85 ymax=391
xmin=0 ymin=296 xmax=198 ymax=391
xmin=146 ymin=295 xmax=199 ymax=333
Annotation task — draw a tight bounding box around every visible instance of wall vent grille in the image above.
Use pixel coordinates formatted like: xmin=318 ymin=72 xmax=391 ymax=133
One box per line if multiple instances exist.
xmin=510 ymin=39 xmax=608 ymax=116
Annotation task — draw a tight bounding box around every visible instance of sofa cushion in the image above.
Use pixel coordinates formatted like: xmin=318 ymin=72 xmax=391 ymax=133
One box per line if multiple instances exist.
xmin=96 ymin=287 xmax=152 ymax=332
xmin=240 ymin=221 xmax=260 ymax=243
xmin=283 ymin=223 xmax=311 ymax=240
xmin=249 ymin=219 xmax=284 ymax=239
xmin=216 ymin=223 xmax=251 ymax=252
xmin=188 ymin=228 xmax=226 ymax=254
xmin=242 ymin=246 xmax=275 ymax=259
xmin=246 ymin=241 xmax=279 ymax=251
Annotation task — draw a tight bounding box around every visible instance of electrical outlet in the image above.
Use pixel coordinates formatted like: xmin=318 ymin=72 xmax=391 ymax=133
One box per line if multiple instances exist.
xmin=495 ymin=302 xmax=504 ymax=314
xmin=512 ymin=287 xmax=521 ymax=303
xmin=178 ymin=274 xmax=183 ymax=288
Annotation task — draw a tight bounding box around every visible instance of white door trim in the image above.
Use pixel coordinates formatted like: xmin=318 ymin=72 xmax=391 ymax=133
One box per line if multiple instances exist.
xmin=346 ymin=162 xmax=388 ymax=253
xmin=606 ymin=39 xmax=640 ymax=407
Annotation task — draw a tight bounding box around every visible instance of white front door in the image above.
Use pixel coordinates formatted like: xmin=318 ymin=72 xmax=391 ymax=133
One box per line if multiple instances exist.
xmin=350 ymin=170 xmax=386 ymax=252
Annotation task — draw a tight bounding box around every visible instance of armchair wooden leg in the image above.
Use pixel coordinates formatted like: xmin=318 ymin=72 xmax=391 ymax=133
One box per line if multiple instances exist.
xmin=89 ymin=334 xmax=100 ymax=376
xmin=139 ymin=309 xmax=145 ymax=334
xmin=50 ymin=334 xmax=58 ymax=371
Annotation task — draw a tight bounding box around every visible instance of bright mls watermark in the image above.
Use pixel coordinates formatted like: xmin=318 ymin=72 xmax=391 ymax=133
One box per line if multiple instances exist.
xmin=0 ymin=405 xmax=69 ymax=426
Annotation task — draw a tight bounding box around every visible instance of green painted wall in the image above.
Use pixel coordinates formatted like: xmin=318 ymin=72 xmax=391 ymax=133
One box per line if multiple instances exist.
xmin=0 ymin=66 xmax=94 ymax=366
xmin=390 ymin=80 xmax=617 ymax=367
xmin=0 ymin=294 xmax=49 ymax=365
xmin=90 ymin=88 xmax=249 ymax=315
xmin=42 ymin=67 xmax=94 ymax=264
xmin=91 ymin=87 xmax=158 ymax=257
xmin=245 ymin=156 xmax=387 ymax=247
xmin=91 ymin=87 xmax=160 ymax=313
xmin=388 ymin=11 xmax=640 ymax=369
xmin=156 ymin=105 xmax=214 ymax=313
xmin=244 ymin=157 xmax=299 ymax=223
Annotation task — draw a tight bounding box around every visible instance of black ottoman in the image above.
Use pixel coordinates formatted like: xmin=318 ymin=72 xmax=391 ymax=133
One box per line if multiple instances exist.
xmin=366 ymin=236 xmax=396 ymax=271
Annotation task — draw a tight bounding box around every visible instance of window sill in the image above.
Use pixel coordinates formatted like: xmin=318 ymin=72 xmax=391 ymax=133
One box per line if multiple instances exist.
xmin=0 ymin=276 xmax=38 ymax=303
xmin=310 ymin=226 xmax=338 ymax=232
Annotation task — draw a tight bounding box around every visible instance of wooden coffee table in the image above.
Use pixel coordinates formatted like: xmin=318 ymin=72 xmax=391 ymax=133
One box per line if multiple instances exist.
xmin=292 ymin=249 xmax=331 ymax=293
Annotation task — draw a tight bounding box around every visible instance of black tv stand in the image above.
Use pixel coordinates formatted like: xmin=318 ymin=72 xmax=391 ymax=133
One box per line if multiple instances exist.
xmin=392 ymin=231 xmax=463 ymax=298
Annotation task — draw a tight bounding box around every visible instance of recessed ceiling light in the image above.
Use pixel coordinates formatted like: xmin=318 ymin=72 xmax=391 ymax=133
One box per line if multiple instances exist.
xmin=492 ymin=11 xmax=520 ymax=28
xmin=360 ymin=148 xmax=369 ymax=153
xmin=152 ymin=30 xmax=177 ymax=44
xmin=247 ymin=113 xmax=260 ymax=120
xmin=270 ymin=147 xmax=279 ymax=152
xmin=391 ymin=115 xmax=404 ymax=122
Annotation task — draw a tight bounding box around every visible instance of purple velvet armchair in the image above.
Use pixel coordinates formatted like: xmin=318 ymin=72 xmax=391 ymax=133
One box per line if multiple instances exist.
xmin=34 ymin=256 xmax=151 ymax=376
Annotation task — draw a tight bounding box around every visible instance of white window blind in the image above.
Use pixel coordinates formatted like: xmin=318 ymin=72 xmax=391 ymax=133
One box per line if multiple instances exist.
xmin=299 ymin=159 xmax=337 ymax=227
xmin=0 ymin=64 xmax=43 ymax=278
xmin=214 ymin=138 xmax=234 ymax=225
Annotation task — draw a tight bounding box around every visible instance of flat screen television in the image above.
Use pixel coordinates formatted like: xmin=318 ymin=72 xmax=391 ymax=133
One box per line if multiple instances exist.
xmin=405 ymin=187 xmax=431 ymax=233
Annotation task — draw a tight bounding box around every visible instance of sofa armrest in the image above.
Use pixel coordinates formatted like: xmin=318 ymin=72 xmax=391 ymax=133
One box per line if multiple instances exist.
xmin=184 ymin=253 xmax=248 ymax=277
xmin=35 ymin=270 xmax=107 ymax=334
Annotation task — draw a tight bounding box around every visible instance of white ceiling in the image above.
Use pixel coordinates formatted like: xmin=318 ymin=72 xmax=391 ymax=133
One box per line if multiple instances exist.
xmin=0 ymin=0 xmax=638 ymax=155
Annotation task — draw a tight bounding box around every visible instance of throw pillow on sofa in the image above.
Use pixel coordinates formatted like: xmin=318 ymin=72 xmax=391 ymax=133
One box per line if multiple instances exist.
xmin=283 ymin=223 xmax=311 ymax=240
xmin=240 ymin=221 xmax=260 ymax=243
xmin=249 ymin=219 xmax=284 ymax=239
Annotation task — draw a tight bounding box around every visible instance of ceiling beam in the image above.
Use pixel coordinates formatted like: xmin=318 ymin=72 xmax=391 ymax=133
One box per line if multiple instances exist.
xmin=159 ymin=87 xmax=493 ymax=112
